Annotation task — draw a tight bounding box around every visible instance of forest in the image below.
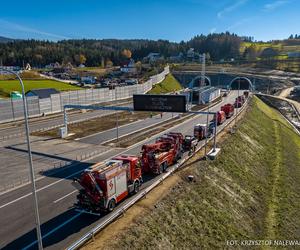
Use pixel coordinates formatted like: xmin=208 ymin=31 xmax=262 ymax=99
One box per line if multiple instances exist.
xmin=0 ymin=32 xmax=243 ymax=67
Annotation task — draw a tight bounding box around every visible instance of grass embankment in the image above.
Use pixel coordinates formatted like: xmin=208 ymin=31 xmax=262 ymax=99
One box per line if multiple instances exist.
xmin=93 ymin=97 xmax=300 ymax=249
xmin=0 ymin=79 xmax=81 ymax=97
xmin=148 ymin=73 xmax=183 ymax=94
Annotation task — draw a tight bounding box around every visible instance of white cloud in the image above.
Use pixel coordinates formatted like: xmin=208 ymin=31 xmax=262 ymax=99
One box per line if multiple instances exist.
xmin=217 ymin=0 xmax=248 ymax=19
xmin=210 ymin=27 xmax=217 ymax=33
xmin=263 ymin=0 xmax=290 ymax=11
xmin=0 ymin=19 xmax=69 ymax=40
xmin=227 ymin=18 xmax=252 ymax=31
xmin=263 ymin=0 xmax=289 ymax=11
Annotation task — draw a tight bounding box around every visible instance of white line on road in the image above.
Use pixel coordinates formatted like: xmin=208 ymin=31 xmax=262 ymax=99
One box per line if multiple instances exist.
xmin=0 ymin=193 xmax=31 ymax=209
xmin=0 ymin=92 xmax=236 ymax=209
xmin=0 ymin=147 xmax=114 ymax=197
xmin=22 ymin=211 xmax=83 ymax=250
xmin=53 ymin=190 xmax=77 ymax=203
xmin=0 ymin=168 xmax=83 ymax=210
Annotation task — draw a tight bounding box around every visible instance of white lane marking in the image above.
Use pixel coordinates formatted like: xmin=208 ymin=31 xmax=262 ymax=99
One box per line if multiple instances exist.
xmin=22 ymin=211 xmax=83 ymax=250
xmin=0 ymin=147 xmax=114 ymax=197
xmin=0 ymin=92 xmax=238 ymax=208
xmin=53 ymin=190 xmax=77 ymax=203
xmin=0 ymin=193 xmax=32 ymax=209
xmin=100 ymin=114 xmax=173 ymax=145
xmin=0 ymin=168 xmax=84 ymax=210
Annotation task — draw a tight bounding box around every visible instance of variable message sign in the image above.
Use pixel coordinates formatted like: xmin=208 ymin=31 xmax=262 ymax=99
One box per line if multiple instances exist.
xmin=133 ymin=94 xmax=187 ymax=113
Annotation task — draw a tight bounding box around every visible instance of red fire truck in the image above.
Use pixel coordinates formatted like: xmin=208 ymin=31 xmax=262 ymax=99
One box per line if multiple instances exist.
xmin=75 ymin=156 xmax=142 ymax=212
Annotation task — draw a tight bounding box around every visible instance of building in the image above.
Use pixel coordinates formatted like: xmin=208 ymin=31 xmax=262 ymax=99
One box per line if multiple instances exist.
xmin=187 ymin=48 xmax=195 ymax=60
xmin=25 ymin=63 xmax=31 ymax=70
xmin=0 ymin=66 xmax=21 ymax=72
xmin=45 ymin=62 xmax=61 ymax=69
xmin=288 ymin=52 xmax=300 ymax=58
xmin=120 ymin=58 xmax=137 ymax=73
xmin=169 ymin=53 xmax=184 ymax=63
xmin=25 ymin=88 xmax=60 ymax=99
xmin=143 ymin=53 xmax=162 ymax=63
xmin=186 ymin=48 xmax=200 ymax=62
xmin=260 ymin=48 xmax=278 ymax=58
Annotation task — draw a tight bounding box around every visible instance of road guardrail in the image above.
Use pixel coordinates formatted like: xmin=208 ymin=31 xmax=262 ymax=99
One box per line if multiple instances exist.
xmin=67 ymin=95 xmax=251 ymax=250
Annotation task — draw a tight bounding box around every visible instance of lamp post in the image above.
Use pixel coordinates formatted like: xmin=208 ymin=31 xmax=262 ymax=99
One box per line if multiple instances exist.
xmin=115 ymin=86 xmax=119 ymax=143
xmin=234 ymin=77 xmax=241 ymax=128
xmin=0 ymin=68 xmax=43 ymax=250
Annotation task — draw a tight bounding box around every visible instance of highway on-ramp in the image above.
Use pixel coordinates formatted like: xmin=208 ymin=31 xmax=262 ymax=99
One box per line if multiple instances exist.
xmin=0 ymin=91 xmax=240 ymax=250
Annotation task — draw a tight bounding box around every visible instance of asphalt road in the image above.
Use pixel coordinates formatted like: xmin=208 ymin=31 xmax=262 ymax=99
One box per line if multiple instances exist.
xmin=0 ymin=91 xmax=240 ymax=250
xmin=0 ymin=101 xmax=132 ymax=140
xmin=78 ymin=112 xmax=178 ymax=144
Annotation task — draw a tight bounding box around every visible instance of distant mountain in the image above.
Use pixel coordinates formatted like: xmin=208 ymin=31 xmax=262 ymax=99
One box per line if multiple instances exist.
xmin=0 ymin=36 xmax=14 ymax=43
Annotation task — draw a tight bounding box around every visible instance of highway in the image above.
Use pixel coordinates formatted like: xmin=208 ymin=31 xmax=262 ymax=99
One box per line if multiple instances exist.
xmin=0 ymin=100 xmax=132 ymax=140
xmin=78 ymin=112 xmax=177 ymax=144
xmin=0 ymin=91 xmax=240 ymax=250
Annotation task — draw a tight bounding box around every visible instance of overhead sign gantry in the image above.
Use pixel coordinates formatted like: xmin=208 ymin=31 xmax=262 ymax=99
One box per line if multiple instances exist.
xmin=133 ymin=94 xmax=187 ymax=113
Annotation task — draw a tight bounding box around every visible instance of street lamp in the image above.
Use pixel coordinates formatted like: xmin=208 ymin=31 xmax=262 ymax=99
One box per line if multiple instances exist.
xmin=0 ymin=68 xmax=43 ymax=250
xmin=234 ymin=77 xmax=241 ymax=128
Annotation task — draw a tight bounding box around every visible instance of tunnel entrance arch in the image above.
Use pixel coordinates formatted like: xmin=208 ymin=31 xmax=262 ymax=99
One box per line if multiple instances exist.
xmin=229 ymin=77 xmax=253 ymax=90
xmin=189 ymin=75 xmax=211 ymax=89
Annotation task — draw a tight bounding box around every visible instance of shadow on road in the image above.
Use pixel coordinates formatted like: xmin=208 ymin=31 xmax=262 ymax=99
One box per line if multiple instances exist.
xmin=2 ymin=208 xmax=99 ymax=250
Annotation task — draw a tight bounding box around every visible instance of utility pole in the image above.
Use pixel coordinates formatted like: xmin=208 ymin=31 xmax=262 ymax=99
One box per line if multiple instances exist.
xmin=0 ymin=68 xmax=43 ymax=249
xmin=200 ymin=53 xmax=206 ymax=87
xmin=199 ymin=53 xmax=211 ymax=158
xmin=234 ymin=77 xmax=241 ymax=128
xmin=115 ymin=86 xmax=119 ymax=143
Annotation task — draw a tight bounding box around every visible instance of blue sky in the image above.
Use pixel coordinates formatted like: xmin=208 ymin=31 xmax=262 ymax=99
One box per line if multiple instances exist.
xmin=0 ymin=0 xmax=298 ymax=41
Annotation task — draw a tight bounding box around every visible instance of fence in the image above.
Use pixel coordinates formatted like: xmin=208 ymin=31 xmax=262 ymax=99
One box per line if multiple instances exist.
xmin=0 ymin=66 xmax=169 ymax=124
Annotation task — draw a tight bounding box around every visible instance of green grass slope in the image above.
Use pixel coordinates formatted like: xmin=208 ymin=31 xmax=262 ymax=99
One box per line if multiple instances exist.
xmin=0 ymin=79 xmax=81 ymax=97
xmin=148 ymin=73 xmax=183 ymax=94
xmin=110 ymin=97 xmax=300 ymax=249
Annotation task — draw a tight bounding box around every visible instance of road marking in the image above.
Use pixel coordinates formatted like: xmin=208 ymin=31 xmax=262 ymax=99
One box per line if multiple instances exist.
xmin=0 ymin=147 xmax=114 ymax=197
xmin=0 ymin=168 xmax=84 ymax=209
xmin=0 ymin=193 xmax=31 ymax=209
xmin=53 ymin=190 xmax=77 ymax=203
xmin=100 ymin=114 xmax=173 ymax=145
xmin=22 ymin=211 xmax=83 ymax=250
xmin=0 ymin=91 xmax=237 ymax=208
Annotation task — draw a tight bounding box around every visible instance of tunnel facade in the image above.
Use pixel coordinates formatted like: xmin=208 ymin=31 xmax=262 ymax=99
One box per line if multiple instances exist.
xmin=189 ymin=75 xmax=211 ymax=88
xmin=229 ymin=77 xmax=253 ymax=90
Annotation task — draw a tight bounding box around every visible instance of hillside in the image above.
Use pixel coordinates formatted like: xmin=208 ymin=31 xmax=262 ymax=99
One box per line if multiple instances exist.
xmin=148 ymin=73 xmax=183 ymax=94
xmin=0 ymin=36 xmax=14 ymax=43
xmin=241 ymin=40 xmax=300 ymax=72
xmin=86 ymin=97 xmax=300 ymax=249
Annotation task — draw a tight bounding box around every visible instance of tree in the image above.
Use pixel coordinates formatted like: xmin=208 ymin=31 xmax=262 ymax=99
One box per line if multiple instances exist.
xmin=243 ymin=45 xmax=257 ymax=60
xmin=122 ymin=49 xmax=132 ymax=59
xmin=105 ymin=59 xmax=113 ymax=67
xmin=135 ymin=61 xmax=142 ymax=73
xmin=79 ymin=54 xmax=86 ymax=64
xmin=205 ymin=52 xmax=211 ymax=61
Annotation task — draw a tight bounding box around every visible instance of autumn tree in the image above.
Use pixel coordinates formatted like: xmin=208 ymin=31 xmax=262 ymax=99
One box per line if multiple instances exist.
xmin=122 ymin=49 xmax=132 ymax=59
xmin=106 ymin=59 xmax=113 ymax=67
xmin=135 ymin=61 xmax=142 ymax=73
xmin=74 ymin=54 xmax=86 ymax=65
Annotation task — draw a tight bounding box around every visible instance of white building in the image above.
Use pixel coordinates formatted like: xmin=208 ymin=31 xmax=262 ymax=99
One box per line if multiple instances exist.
xmin=120 ymin=59 xmax=137 ymax=73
